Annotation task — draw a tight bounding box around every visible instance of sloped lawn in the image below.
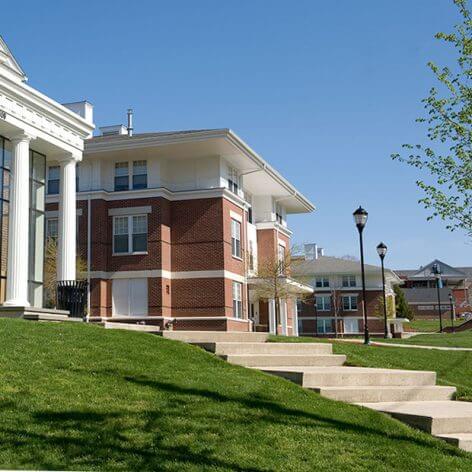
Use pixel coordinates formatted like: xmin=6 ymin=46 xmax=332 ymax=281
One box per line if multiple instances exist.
xmin=270 ymin=335 xmax=472 ymax=402
xmin=0 ymin=319 xmax=470 ymax=471
xmin=376 ymin=330 xmax=472 ymax=349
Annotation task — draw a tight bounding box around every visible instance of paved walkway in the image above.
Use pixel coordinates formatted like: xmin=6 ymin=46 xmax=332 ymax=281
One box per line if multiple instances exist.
xmin=330 ymin=338 xmax=472 ymax=352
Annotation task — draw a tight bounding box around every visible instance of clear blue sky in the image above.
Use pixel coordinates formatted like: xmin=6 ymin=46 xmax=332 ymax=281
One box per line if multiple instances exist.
xmin=2 ymin=0 xmax=470 ymax=268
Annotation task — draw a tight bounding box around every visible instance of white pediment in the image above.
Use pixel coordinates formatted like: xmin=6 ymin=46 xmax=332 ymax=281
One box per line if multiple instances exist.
xmin=0 ymin=36 xmax=27 ymax=83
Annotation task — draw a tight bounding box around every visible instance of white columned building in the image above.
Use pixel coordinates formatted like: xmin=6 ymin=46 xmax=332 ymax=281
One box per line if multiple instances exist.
xmin=0 ymin=36 xmax=94 ymax=315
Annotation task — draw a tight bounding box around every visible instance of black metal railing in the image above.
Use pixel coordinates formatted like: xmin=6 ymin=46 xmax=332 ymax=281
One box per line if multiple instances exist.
xmin=57 ymin=280 xmax=88 ymax=318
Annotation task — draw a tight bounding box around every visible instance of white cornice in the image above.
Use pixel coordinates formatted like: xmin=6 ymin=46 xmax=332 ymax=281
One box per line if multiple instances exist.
xmin=255 ymin=221 xmax=293 ymax=238
xmin=0 ymin=73 xmax=94 ymax=152
xmin=46 ymin=186 xmax=250 ymax=210
xmin=84 ymin=128 xmax=315 ymax=213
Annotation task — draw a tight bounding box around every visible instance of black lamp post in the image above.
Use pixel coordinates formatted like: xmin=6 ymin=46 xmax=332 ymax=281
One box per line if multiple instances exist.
xmin=431 ymin=263 xmax=443 ymax=333
xmin=449 ymin=293 xmax=455 ymax=333
xmin=353 ymin=206 xmax=369 ymax=345
xmin=376 ymin=242 xmax=389 ymax=339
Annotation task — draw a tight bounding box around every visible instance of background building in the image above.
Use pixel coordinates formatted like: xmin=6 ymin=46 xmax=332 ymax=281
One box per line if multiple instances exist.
xmin=293 ymin=244 xmax=402 ymax=336
xmin=396 ymin=259 xmax=472 ymax=318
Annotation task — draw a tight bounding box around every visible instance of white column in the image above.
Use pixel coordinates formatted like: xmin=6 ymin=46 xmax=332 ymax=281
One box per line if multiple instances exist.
xmin=293 ymin=299 xmax=299 ymax=337
xmin=268 ymin=299 xmax=276 ymax=335
xmin=4 ymin=133 xmax=34 ymax=306
xmin=57 ymin=156 xmax=77 ymax=282
xmin=280 ymin=299 xmax=287 ymax=336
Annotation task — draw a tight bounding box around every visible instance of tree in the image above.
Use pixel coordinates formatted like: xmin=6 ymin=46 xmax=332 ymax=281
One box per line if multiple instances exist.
xmin=252 ymin=247 xmax=309 ymax=333
xmin=393 ymin=285 xmax=414 ymax=321
xmin=44 ymin=237 xmax=87 ymax=308
xmin=392 ymin=0 xmax=472 ymax=237
xmin=374 ymin=294 xmax=396 ymax=319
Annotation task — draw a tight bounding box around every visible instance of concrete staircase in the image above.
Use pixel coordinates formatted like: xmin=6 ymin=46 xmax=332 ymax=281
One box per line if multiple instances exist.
xmin=165 ymin=331 xmax=472 ymax=452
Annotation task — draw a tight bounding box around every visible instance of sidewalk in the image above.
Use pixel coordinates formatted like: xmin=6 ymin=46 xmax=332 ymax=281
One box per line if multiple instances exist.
xmin=329 ymin=338 xmax=472 ymax=352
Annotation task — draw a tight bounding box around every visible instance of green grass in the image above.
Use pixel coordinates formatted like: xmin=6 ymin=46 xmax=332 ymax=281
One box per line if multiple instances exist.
xmin=270 ymin=335 xmax=472 ymax=402
xmin=407 ymin=319 xmax=454 ymax=332
xmin=375 ymin=330 xmax=472 ymax=349
xmin=0 ymin=320 xmax=471 ymax=471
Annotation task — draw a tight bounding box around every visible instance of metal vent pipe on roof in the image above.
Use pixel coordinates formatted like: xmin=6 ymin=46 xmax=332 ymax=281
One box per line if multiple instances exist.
xmin=127 ymin=108 xmax=133 ymax=137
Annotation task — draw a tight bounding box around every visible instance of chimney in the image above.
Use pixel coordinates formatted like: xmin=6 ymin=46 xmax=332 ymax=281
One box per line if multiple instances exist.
xmin=99 ymin=124 xmax=128 ymax=136
xmin=62 ymin=101 xmax=94 ymax=137
xmin=317 ymin=247 xmax=324 ymax=258
xmin=127 ymin=108 xmax=133 ymax=137
xmin=304 ymin=243 xmax=318 ymax=261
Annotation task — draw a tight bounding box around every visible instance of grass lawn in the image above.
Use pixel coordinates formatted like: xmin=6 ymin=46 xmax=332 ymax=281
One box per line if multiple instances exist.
xmin=270 ymin=335 xmax=472 ymax=402
xmin=0 ymin=320 xmax=471 ymax=471
xmin=375 ymin=330 xmax=472 ymax=349
xmin=407 ymin=319 xmax=455 ymax=332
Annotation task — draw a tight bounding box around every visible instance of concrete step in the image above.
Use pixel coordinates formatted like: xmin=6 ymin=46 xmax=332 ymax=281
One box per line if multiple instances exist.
xmin=195 ymin=342 xmax=332 ymax=355
xmin=103 ymin=322 xmax=161 ymax=333
xmin=160 ymin=331 xmax=268 ymax=343
xmin=435 ymin=433 xmax=472 ymax=452
xmin=223 ymin=354 xmax=346 ymax=367
xmin=359 ymin=401 xmax=472 ymax=435
xmin=261 ymin=367 xmax=437 ymax=388
xmin=312 ymin=385 xmax=456 ymax=403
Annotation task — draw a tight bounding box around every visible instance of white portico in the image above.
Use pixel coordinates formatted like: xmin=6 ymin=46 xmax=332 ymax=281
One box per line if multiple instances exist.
xmin=0 ymin=36 xmax=94 ymax=310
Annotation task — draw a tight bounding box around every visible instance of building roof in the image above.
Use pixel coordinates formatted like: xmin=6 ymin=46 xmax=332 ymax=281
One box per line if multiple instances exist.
xmin=292 ymin=255 xmax=401 ymax=283
xmin=85 ymin=128 xmax=315 ymax=214
xmin=0 ymin=35 xmax=27 ymax=82
xmin=402 ymin=288 xmax=452 ymax=304
xmin=396 ymin=259 xmax=469 ymax=280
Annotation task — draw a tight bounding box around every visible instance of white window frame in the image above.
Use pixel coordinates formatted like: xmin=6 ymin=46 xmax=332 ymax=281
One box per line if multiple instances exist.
xmin=232 ymin=281 xmax=243 ymax=319
xmin=47 ymin=165 xmax=60 ymax=195
xmin=46 ymin=217 xmax=58 ymax=240
xmin=227 ymin=167 xmax=240 ymax=195
xmin=231 ymin=218 xmax=241 ymax=259
xmin=114 ymin=160 xmax=148 ymax=191
xmin=342 ymin=295 xmax=358 ymax=311
xmin=317 ymin=318 xmax=333 ymax=334
xmin=342 ymin=275 xmax=356 ymax=287
xmin=315 ymin=295 xmax=331 ymax=312
xmin=113 ymin=214 xmax=148 ymax=255
xmin=132 ymin=160 xmax=147 ymax=190
xmin=315 ymin=276 xmax=330 ymax=288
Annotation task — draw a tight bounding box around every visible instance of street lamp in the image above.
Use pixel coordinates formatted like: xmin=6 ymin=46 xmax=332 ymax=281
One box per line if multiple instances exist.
xmin=449 ymin=293 xmax=455 ymax=333
xmin=376 ymin=242 xmax=389 ymax=339
xmin=431 ymin=263 xmax=443 ymax=333
xmin=353 ymin=206 xmax=369 ymax=345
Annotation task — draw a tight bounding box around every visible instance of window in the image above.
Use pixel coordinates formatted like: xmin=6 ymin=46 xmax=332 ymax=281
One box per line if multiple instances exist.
xmin=47 ymin=166 xmax=60 ymax=195
xmin=342 ymin=295 xmax=358 ymax=311
xmin=317 ymin=319 xmax=333 ymax=334
xmin=275 ymin=203 xmax=283 ymax=224
xmin=316 ymin=295 xmax=331 ymax=312
xmin=113 ymin=215 xmax=148 ymax=254
xmin=231 ymin=219 xmax=241 ymax=258
xmin=114 ymin=162 xmax=129 ymax=191
xmin=344 ymin=319 xmax=359 ymax=334
xmin=342 ymin=275 xmax=356 ymax=287
xmin=228 ymin=167 xmax=239 ymax=194
xmin=133 ymin=160 xmax=147 ymax=189
xmin=232 ymin=281 xmax=243 ymax=319
xmin=248 ymin=240 xmax=255 ymax=272
xmin=278 ymin=244 xmax=286 ymax=274
xmin=315 ymin=276 xmax=330 ymax=288
xmin=46 ymin=218 xmax=58 ymax=239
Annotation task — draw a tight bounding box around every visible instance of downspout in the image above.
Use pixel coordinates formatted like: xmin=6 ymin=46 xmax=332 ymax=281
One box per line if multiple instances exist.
xmin=86 ymin=195 xmax=91 ymax=320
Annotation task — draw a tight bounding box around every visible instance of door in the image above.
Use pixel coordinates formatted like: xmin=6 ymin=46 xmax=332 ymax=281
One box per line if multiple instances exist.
xmin=112 ymin=278 xmax=148 ymax=316
xmin=344 ymin=318 xmax=359 ymax=334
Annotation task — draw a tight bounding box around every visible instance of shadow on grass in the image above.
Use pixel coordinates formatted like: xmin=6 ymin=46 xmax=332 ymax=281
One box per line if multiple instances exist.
xmin=0 ymin=371 xmax=466 ymax=470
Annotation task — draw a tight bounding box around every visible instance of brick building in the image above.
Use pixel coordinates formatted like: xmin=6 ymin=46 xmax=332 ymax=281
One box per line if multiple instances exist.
xmin=45 ymin=125 xmax=314 ymax=333
xmin=396 ymin=260 xmax=472 ymax=319
xmin=292 ymin=244 xmax=403 ymax=337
